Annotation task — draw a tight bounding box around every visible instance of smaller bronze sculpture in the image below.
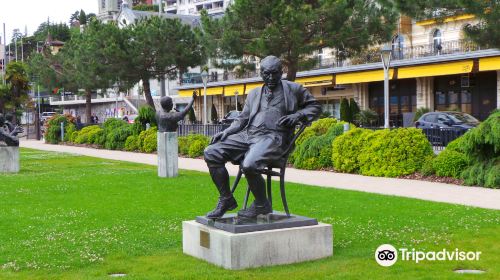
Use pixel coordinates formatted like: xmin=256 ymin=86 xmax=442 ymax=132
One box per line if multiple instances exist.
xmin=0 ymin=113 xmax=23 ymax=146
xmin=156 ymin=92 xmax=197 ymax=132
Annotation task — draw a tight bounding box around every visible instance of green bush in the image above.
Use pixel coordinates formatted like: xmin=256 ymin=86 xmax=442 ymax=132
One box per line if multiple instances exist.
xmin=461 ymin=159 xmax=500 ymax=188
xmin=293 ymin=124 xmax=345 ymax=170
xmin=178 ymin=134 xmax=210 ymax=158
xmin=44 ymin=114 xmax=76 ymax=144
xmin=100 ymin=118 xmax=132 ymax=150
xmin=124 ymin=135 xmax=140 ymax=152
xmin=291 ymin=118 xmax=340 ymax=164
xmin=462 ymin=110 xmax=500 ymax=161
xmin=420 ymin=156 xmax=435 ymax=176
xmin=356 ymin=128 xmax=433 ymax=177
xmin=74 ymin=125 xmax=103 ymax=145
xmin=137 ymin=127 xmax=157 ymax=153
xmin=133 ymin=106 xmax=157 ymax=135
xmin=70 ymin=131 xmax=79 ymax=143
xmin=340 ymin=98 xmax=350 ymax=122
xmin=65 ymin=123 xmax=76 ymax=142
xmin=332 ymin=128 xmax=374 ymax=173
xmin=432 ymin=150 xmax=468 ymax=178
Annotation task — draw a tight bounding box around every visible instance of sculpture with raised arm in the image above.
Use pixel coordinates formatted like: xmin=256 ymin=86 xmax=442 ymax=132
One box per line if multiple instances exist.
xmin=156 ymin=91 xmax=197 ymax=132
xmin=0 ymin=113 xmax=23 ymax=146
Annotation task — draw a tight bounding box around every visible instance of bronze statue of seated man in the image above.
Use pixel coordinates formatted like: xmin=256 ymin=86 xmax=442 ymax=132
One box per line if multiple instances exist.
xmin=204 ymin=56 xmax=321 ymax=219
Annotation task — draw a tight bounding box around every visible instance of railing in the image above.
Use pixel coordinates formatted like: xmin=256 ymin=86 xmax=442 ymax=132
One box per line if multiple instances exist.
xmin=177 ymin=123 xmax=229 ymax=137
xmin=180 ymin=39 xmax=483 ymax=85
xmin=420 ymin=127 xmax=466 ymax=150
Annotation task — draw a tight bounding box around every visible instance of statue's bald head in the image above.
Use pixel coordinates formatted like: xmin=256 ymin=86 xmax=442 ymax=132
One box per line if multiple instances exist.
xmin=260 ymin=56 xmax=282 ymax=72
xmin=260 ymin=56 xmax=283 ymax=90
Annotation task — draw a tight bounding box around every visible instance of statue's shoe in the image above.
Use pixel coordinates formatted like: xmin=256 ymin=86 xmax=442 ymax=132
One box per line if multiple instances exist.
xmin=237 ymin=201 xmax=272 ymax=218
xmin=206 ymin=196 xmax=238 ymax=219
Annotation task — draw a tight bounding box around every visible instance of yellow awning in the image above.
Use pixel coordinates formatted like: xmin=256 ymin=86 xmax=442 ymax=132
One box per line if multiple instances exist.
xmin=416 ymin=14 xmax=475 ymax=26
xmin=398 ymin=60 xmax=473 ymax=79
xmin=336 ymin=69 xmax=394 ymax=84
xmin=245 ymin=83 xmax=262 ymax=94
xmin=178 ymin=89 xmax=199 ymax=97
xmin=205 ymin=87 xmax=224 ymax=96
xmin=295 ymin=75 xmax=333 ymax=87
xmin=223 ymin=84 xmax=245 ymax=96
xmin=479 ymin=57 xmax=500 ymax=71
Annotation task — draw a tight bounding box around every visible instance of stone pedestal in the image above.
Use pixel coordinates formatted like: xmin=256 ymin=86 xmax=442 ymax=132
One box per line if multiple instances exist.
xmin=183 ymin=220 xmax=333 ymax=270
xmin=157 ymin=132 xmax=178 ymax=178
xmin=0 ymin=146 xmax=20 ymax=173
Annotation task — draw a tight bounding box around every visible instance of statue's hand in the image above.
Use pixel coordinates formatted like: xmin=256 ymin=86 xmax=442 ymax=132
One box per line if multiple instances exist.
xmin=210 ymin=131 xmax=228 ymax=145
xmin=13 ymin=126 xmax=24 ymax=135
xmin=192 ymin=91 xmax=198 ymax=100
xmin=278 ymin=113 xmax=302 ymax=127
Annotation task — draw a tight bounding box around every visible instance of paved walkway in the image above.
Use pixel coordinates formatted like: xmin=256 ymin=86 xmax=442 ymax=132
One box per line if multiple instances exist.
xmin=20 ymin=140 xmax=500 ymax=210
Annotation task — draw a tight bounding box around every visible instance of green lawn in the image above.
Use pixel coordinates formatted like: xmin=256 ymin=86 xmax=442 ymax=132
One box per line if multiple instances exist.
xmin=0 ymin=148 xmax=499 ymax=279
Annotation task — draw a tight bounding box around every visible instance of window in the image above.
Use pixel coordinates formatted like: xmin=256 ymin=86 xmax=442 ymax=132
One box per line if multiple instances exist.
xmin=433 ymin=29 xmax=442 ymax=53
xmin=102 ymin=0 xmax=106 ymax=9
xmin=437 ymin=114 xmax=449 ymax=125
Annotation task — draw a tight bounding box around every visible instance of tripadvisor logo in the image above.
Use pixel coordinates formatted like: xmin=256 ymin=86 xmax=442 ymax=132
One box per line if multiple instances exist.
xmin=375 ymin=244 xmax=481 ymax=267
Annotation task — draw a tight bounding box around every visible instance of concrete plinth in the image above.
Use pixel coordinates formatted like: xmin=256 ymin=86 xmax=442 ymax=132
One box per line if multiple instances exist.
xmin=183 ymin=220 xmax=333 ymax=270
xmin=0 ymin=146 xmax=20 ymax=173
xmin=157 ymin=132 xmax=178 ymax=178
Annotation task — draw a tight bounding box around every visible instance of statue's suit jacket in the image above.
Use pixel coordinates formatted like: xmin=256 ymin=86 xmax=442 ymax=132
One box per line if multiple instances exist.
xmin=228 ymin=80 xmax=321 ymax=133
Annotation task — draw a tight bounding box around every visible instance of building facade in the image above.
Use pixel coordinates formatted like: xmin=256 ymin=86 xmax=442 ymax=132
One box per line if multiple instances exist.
xmin=176 ymin=14 xmax=500 ymax=125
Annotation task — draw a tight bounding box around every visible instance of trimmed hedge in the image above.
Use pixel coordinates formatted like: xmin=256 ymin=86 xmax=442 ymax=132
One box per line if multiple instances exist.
xmin=124 ymin=135 xmax=140 ymax=152
xmin=178 ymin=134 xmax=210 ymax=158
xmin=332 ymin=128 xmax=433 ymax=177
xmin=138 ymin=127 xmax=158 ymax=153
xmin=357 ymin=128 xmax=433 ymax=177
xmin=433 ymin=150 xmax=468 ymax=178
xmin=74 ymin=125 xmax=104 ymax=145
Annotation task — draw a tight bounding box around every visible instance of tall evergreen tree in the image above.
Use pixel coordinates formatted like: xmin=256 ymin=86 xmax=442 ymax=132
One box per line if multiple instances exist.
xmin=201 ymin=0 xmax=398 ymax=81
xmin=340 ymin=98 xmax=351 ymax=122
xmin=60 ymin=21 xmax=126 ymax=123
xmin=349 ymin=98 xmax=360 ymax=122
xmin=122 ymin=16 xmax=205 ymax=108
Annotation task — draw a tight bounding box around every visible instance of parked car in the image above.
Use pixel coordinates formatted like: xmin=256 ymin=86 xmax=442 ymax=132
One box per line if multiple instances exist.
xmin=220 ymin=110 xmax=240 ymax=125
xmin=123 ymin=114 xmax=138 ymax=124
xmin=40 ymin=112 xmax=57 ymax=122
xmin=416 ymin=111 xmax=480 ymax=146
xmin=415 ymin=111 xmax=479 ymax=130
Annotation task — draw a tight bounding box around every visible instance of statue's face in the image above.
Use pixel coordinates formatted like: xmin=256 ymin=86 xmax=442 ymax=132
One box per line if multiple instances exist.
xmin=260 ymin=58 xmax=282 ymax=90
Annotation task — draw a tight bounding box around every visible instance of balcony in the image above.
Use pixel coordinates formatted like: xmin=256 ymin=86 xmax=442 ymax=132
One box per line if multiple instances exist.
xmin=49 ymin=92 xmax=124 ymax=106
xmin=180 ymin=39 xmax=484 ymax=86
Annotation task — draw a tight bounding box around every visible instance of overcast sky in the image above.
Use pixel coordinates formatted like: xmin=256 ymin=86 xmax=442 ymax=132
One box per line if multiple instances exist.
xmin=0 ymin=0 xmax=98 ymax=43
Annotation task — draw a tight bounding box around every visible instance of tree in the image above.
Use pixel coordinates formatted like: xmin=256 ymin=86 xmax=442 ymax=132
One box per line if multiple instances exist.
xmin=69 ymin=10 xmax=81 ymax=27
xmin=0 ymin=62 xmax=31 ymax=114
xmin=340 ymin=98 xmax=351 ymax=122
xmin=211 ymin=103 xmax=218 ymax=123
xmin=79 ymin=10 xmax=87 ymax=26
xmin=60 ymin=20 xmax=126 ymax=123
xmin=201 ymin=0 xmax=398 ymax=81
xmin=33 ymin=22 xmax=71 ymax=43
xmin=188 ymin=107 xmax=197 ymax=123
xmin=384 ymin=0 xmax=500 ymax=47
xmin=122 ymin=16 xmax=205 ymax=108
xmin=349 ymin=98 xmax=360 ymax=122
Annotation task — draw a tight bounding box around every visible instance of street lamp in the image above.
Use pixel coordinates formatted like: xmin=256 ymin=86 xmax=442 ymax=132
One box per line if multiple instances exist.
xmin=201 ymin=70 xmax=209 ymax=135
xmin=234 ymin=90 xmax=239 ymax=112
xmin=113 ymin=82 xmax=121 ymax=118
xmin=380 ymin=44 xmax=392 ymax=129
